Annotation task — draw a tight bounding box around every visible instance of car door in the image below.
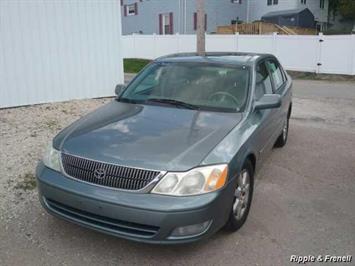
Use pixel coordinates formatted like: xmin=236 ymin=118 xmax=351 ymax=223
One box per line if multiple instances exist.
xmin=252 ymin=60 xmax=279 ymax=163
xmin=265 ymin=59 xmax=288 ymax=136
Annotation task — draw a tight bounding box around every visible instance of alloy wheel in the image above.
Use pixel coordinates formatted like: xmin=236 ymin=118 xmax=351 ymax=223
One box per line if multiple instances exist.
xmin=233 ymin=169 xmax=250 ymax=221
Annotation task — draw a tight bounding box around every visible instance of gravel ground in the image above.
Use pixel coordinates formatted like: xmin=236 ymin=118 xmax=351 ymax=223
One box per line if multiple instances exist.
xmin=0 ymin=98 xmax=111 ymax=222
xmin=0 ymin=79 xmax=354 ymax=266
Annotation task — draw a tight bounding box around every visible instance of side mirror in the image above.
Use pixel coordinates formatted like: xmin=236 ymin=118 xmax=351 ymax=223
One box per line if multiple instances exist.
xmin=115 ymin=84 xmax=125 ymax=96
xmin=254 ymin=94 xmax=281 ymax=110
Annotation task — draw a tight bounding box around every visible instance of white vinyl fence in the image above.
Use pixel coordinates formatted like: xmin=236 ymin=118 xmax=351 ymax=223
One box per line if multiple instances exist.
xmin=122 ymin=33 xmax=355 ymax=75
xmin=0 ymin=0 xmax=123 ymax=108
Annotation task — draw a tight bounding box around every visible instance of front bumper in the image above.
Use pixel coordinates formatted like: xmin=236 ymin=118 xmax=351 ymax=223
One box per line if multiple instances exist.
xmin=36 ymin=162 xmax=235 ymax=244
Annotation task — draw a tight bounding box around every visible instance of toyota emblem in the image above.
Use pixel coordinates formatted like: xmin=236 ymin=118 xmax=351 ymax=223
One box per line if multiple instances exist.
xmin=93 ymin=168 xmax=106 ymax=179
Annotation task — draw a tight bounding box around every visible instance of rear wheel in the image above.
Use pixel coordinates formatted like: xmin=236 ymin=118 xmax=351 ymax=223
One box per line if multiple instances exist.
xmin=225 ymin=160 xmax=254 ymax=231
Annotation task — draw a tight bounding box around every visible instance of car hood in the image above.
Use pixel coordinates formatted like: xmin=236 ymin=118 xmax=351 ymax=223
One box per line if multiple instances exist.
xmin=54 ymin=101 xmax=243 ymax=171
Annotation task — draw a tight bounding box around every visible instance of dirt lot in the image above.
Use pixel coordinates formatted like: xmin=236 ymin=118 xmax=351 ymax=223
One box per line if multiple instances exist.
xmin=0 ymin=79 xmax=354 ymax=266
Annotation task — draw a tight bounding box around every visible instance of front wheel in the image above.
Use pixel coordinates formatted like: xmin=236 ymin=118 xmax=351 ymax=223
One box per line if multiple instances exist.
xmin=225 ymin=160 xmax=254 ymax=232
xmin=274 ymin=117 xmax=289 ymax=148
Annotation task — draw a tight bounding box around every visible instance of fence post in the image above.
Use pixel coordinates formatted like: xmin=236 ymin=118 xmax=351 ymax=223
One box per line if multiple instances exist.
xmin=351 ymin=34 xmax=355 ymax=75
xmin=235 ymin=32 xmax=239 ymax=52
xmin=132 ymin=33 xmax=137 ymax=58
xmin=272 ymin=32 xmax=278 ymax=56
xmin=153 ymin=33 xmax=157 ymax=59
xmin=176 ymin=33 xmax=180 ymax=53
xmin=316 ymin=32 xmax=324 ymax=74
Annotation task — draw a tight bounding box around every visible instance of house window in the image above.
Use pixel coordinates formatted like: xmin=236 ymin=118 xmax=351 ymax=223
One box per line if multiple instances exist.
xmin=193 ymin=13 xmax=207 ymax=31
xmin=320 ymin=0 xmax=325 ymax=9
xmin=127 ymin=4 xmax=136 ymax=15
xmin=301 ymin=0 xmax=306 ymax=4
xmin=159 ymin=13 xmax=173 ymax=34
xmin=267 ymin=0 xmax=278 ymax=5
xmin=124 ymin=3 xmax=138 ymax=16
xmin=267 ymin=0 xmax=279 ymax=6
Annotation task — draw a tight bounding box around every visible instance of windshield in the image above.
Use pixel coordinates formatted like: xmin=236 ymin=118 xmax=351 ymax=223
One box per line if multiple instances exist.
xmin=119 ymin=62 xmax=250 ymax=112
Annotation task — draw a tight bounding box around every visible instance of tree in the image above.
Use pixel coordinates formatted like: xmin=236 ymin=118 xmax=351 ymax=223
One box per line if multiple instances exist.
xmin=338 ymin=0 xmax=355 ymax=20
xmin=328 ymin=0 xmax=339 ymax=18
xmin=328 ymin=0 xmax=355 ymax=20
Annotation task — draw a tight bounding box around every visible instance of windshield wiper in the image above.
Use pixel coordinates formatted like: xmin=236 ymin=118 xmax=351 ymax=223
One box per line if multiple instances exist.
xmin=117 ymin=97 xmax=138 ymax=104
xmin=147 ymin=98 xmax=200 ymax=110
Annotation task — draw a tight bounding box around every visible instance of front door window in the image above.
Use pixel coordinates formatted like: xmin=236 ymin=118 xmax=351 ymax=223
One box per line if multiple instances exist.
xmin=266 ymin=60 xmax=285 ymax=91
xmin=255 ymin=62 xmax=273 ymax=100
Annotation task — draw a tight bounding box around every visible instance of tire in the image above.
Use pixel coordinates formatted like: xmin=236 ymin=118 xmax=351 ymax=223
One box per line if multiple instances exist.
xmin=274 ymin=116 xmax=289 ymax=148
xmin=225 ymin=160 xmax=254 ymax=232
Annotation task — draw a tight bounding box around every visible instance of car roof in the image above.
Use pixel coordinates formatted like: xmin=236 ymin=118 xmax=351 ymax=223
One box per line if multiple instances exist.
xmin=156 ymin=52 xmax=273 ymax=67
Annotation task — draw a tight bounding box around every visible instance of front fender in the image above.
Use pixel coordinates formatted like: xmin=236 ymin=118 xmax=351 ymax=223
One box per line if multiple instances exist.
xmin=201 ymin=117 xmax=259 ymax=179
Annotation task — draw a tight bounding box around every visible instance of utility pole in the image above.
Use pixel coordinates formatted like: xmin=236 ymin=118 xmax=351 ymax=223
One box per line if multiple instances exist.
xmin=196 ymin=0 xmax=205 ymax=55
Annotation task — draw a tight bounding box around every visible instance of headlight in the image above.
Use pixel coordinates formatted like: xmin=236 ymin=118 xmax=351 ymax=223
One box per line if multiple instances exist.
xmin=42 ymin=144 xmax=61 ymax=172
xmin=151 ymin=164 xmax=228 ymax=196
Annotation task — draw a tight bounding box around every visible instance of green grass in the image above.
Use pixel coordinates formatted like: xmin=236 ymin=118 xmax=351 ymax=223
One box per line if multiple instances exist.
xmin=288 ymin=71 xmax=355 ymax=81
xmin=124 ymin=58 xmax=151 ymax=73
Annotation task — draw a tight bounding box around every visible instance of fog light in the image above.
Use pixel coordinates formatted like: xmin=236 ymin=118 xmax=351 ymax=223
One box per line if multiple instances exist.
xmin=170 ymin=221 xmax=211 ymax=238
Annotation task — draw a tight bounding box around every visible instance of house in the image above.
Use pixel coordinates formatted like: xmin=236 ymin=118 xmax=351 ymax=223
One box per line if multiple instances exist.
xmin=121 ymin=0 xmax=329 ymax=35
xmin=121 ymin=0 xmax=245 ymax=34
xmin=261 ymin=8 xmax=315 ymax=29
xmin=241 ymin=0 xmax=329 ymax=31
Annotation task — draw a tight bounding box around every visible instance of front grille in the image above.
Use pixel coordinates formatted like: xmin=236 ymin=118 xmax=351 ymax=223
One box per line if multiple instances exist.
xmin=45 ymin=198 xmax=159 ymax=237
xmin=61 ymin=153 xmax=161 ymax=190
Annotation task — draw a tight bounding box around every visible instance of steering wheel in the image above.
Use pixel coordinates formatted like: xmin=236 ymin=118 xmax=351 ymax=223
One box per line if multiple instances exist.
xmin=209 ymin=91 xmax=240 ymax=107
